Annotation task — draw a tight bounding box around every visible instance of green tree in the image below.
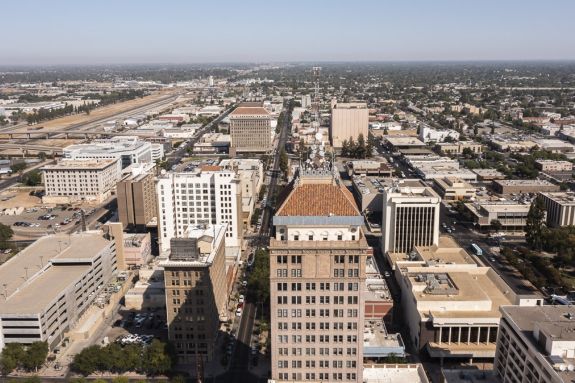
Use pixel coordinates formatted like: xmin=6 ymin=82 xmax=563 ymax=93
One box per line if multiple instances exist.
xmin=279 ymin=148 xmax=288 ymax=174
xmin=473 ymin=125 xmax=479 ymax=136
xmin=526 ymin=197 xmax=546 ymax=250
xmin=341 ymin=139 xmax=349 ymax=157
xmin=142 ymin=340 xmax=173 ymax=376
xmin=0 ymin=223 xmax=14 ymax=242
xmin=355 ymin=134 xmax=367 ymax=159
xmin=490 ymin=219 xmax=503 ymax=233
xmin=21 ymin=342 xmax=48 ymax=372
xmin=22 ymin=170 xmax=42 ymax=186
xmin=0 ymin=343 xmax=25 ymax=376
xmin=10 ymin=162 xmax=26 ymax=174
xmin=71 ymin=345 xmax=101 ymax=376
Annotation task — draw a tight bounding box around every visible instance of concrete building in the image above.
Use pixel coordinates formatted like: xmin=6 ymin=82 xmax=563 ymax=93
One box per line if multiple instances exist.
xmin=433 ymin=177 xmax=476 ymax=201
xmin=419 ymin=126 xmax=460 ymax=143
xmin=436 ymin=141 xmax=483 ymax=156
xmin=535 ymin=160 xmax=573 ymax=172
xmin=160 ymin=224 xmax=228 ymax=363
xmin=124 ymin=266 xmax=165 ymax=311
xmin=346 ymin=160 xmax=393 ymax=177
xmin=0 ymin=232 xmax=117 ymax=351
xmin=472 ymin=168 xmax=506 ymax=181
xmin=384 ymin=136 xmax=426 ymax=152
xmin=382 ymin=180 xmax=441 ymax=254
xmin=539 ymin=192 xmax=575 ymax=227
xmin=464 ymin=201 xmax=530 ymax=231
xmin=270 ymin=170 xmax=369 ymax=382
xmin=193 ymin=132 xmax=230 ymax=154
xmin=219 ymin=158 xmax=264 ymax=226
xmin=399 ymin=262 xmax=540 ymax=361
xmin=63 ymin=136 xmax=153 ymax=169
xmin=492 ymin=179 xmax=560 ymax=194
xmin=229 ymin=102 xmax=272 ymax=154
xmin=415 ymin=164 xmax=478 ymax=182
xmin=42 ymin=159 xmax=121 ymax=204
xmin=494 ymin=306 xmax=575 ymax=383
xmin=116 ymin=163 xmax=157 ymax=231
xmin=363 ymin=364 xmax=430 ymax=383
xmin=331 ymin=101 xmax=369 ymax=148
xmin=156 ymin=169 xmax=242 ymax=253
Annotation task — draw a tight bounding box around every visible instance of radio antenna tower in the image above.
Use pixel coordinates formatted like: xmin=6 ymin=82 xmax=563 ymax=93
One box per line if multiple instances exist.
xmin=312 ymin=66 xmax=322 ymax=131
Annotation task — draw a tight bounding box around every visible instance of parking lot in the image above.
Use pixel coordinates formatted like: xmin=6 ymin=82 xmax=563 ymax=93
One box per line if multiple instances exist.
xmin=0 ymin=205 xmax=98 ymax=236
xmin=102 ymin=308 xmax=168 ymax=345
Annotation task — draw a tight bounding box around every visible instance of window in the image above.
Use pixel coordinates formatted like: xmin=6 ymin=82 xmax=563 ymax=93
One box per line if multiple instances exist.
xmin=291 ymin=255 xmax=302 ymax=264
xmin=294 ymin=235 xmax=299 ymax=241
xmin=277 ymin=255 xmax=287 ymax=264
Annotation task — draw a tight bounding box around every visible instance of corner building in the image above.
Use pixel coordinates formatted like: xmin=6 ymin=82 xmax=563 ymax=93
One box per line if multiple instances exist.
xmin=270 ymin=171 xmax=370 ymax=382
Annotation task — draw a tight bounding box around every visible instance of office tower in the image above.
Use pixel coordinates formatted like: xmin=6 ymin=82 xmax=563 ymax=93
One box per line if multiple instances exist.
xmin=270 ymin=166 xmax=370 ymax=382
xmin=42 ymin=158 xmax=121 ymax=204
xmin=381 ymin=180 xmax=441 ymax=254
xmin=538 ymin=191 xmax=575 ymax=227
xmin=330 ymin=101 xmax=369 ymax=148
xmin=156 ymin=168 xmax=242 ymax=253
xmin=160 ymin=224 xmax=228 ymax=363
xmin=116 ymin=163 xmax=158 ymax=231
xmin=0 ymin=232 xmax=117 ymax=352
xmin=495 ymin=305 xmax=575 ymax=383
xmin=229 ymin=102 xmax=272 ymax=155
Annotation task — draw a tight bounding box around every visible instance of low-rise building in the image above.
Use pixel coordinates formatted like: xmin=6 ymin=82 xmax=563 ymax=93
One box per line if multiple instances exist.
xmin=415 ymin=164 xmax=478 ymax=182
xmin=42 ymin=159 xmax=121 ymax=204
xmin=0 ymin=232 xmax=117 ymax=351
xmin=419 ymin=126 xmax=460 ymax=143
xmin=539 ymin=191 xmax=575 ymax=227
xmin=492 ymin=179 xmax=560 ymax=194
xmin=535 ymin=160 xmax=573 ymax=172
xmin=363 ymin=364 xmax=430 ymax=383
xmin=436 ymin=141 xmax=483 ymax=156
xmin=63 ymin=136 xmax=153 ymax=168
xmin=472 ymin=168 xmax=506 ymax=181
xmin=385 ymin=136 xmax=426 ymax=151
xmin=494 ymin=306 xmax=575 ymax=383
xmin=346 ymin=159 xmax=393 ymax=177
xmin=124 ymin=266 xmax=165 ymax=310
xmin=433 ymin=177 xmax=476 ymax=201
xmin=465 ymin=201 xmax=531 ymax=230
xmin=193 ymin=132 xmax=230 ymax=154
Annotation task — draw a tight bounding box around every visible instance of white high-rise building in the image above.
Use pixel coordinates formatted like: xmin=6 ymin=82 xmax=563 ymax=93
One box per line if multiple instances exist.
xmin=382 ymin=180 xmax=441 ymax=254
xmin=156 ymin=169 xmax=243 ymax=253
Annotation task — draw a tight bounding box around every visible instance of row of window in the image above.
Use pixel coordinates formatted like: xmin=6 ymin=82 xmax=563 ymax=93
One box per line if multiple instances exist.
xmin=276 ymin=295 xmax=358 ymax=305
xmin=278 ymin=360 xmax=356 ymax=368
xmin=277 ymin=322 xmax=358 ymax=331
xmin=275 ymin=282 xmax=359 ymax=291
xmin=277 ymin=372 xmax=356 ymax=381
xmin=277 ymin=309 xmax=358 ymax=318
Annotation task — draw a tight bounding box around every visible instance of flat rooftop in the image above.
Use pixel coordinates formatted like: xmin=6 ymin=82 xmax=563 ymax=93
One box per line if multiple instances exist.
xmin=416 ymin=236 xmax=477 ymax=266
xmin=494 ymin=179 xmax=557 ymax=186
xmin=363 ymin=364 xmax=429 ymax=383
xmin=43 ymin=159 xmax=118 ymax=170
xmin=471 ymin=168 xmax=505 ymax=178
xmin=0 ymin=232 xmax=111 ymax=301
xmin=540 ymin=191 xmax=575 ymax=205
xmin=363 ymin=320 xmax=403 ymax=350
xmin=385 ymin=136 xmax=426 ymax=146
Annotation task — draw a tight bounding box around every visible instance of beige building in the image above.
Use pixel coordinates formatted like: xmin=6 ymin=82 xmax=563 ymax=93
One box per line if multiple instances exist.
xmin=331 ymin=101 xmax=369 ymax=148
xmin=465 ymin=201 xmax=531 ymax=231
xmin=495 ymin=306 xmax=575 ymax=383
xmin=398 ymin=251 xmax=541 ymax=361
xmin=382 ymin=180 xmax=441 ymax=254
xmin=161 ymin=224 xmax=228 ymax=363
xmin=270 ymin=171 xmax=369 ymax=382
xmin=535 ymin=159 xmax=573 ymax=172
xmin=116 ymin=163 xmax=157 ymax=231
xmin=472 ymin=168 xmax=506 ymax=181
xmin=42 ymin=159 xmax=121 ymax=204
xmin=492 ymin=179 xmax=560 ymax=194
xmin=436 ymin=141 xmax=483 ymax=156
xmin=433 ymin=177 xmax=475 ymax=201
xmin=0 ymin=232 xmax=117 ymax=351
xmin=539 ymin=191 xmax=575 ymax=227
xmin=229 ymin=102 xmax=272 ymax=154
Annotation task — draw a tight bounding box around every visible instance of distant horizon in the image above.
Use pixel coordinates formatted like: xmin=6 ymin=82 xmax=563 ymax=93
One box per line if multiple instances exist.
xmin=1 ymin=0 xmax=574 ymax=65
xmin=2 ymin=59 xmax=575 ymax=69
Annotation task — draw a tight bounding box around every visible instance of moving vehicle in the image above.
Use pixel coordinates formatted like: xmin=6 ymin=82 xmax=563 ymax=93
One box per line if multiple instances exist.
xmin=470 ymin=243 xmax=483 ymax=256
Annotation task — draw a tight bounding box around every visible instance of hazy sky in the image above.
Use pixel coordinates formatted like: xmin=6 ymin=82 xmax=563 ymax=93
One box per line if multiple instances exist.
xmin=2 ymin=0 xmax=574 ymax=65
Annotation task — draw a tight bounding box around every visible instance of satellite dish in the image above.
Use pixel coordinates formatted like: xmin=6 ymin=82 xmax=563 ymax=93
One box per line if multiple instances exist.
xmin=315 ymin=132 xmax=323 ymax=141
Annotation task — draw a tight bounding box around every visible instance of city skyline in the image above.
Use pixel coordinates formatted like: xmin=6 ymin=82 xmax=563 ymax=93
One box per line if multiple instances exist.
xmin=1 ymin=0 xmax=575 ymax=65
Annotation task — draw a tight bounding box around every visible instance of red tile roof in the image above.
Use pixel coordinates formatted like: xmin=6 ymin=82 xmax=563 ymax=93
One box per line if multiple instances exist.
xmin=276 ymin=182 xmax=360 ymax=217
xmin=200 ymin=165 xmax=222 ymax=171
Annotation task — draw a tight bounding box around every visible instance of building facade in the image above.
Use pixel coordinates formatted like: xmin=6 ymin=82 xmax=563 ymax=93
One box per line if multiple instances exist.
xmin=63 ymin=136 xmax=153 ymax=169
xmin=495 ymin=306 xmax=575 ymax=383
xmin=382 ymin=180 xmax=441 ymax=254
xmin=270 ymin=172 xmax=369 ymax=382
xmin=42 ymin=159 xmax=121 ymax=204
xmin=156 ymin=169 xmax=242 ymax=253
xmin=116 ymin=163 xmax=157 ymax=231
xmin=539 ymin=192 xmax=575 ymax=227
xmin=0 ymin=232 xmax=117 ymax=351
xmin=331 ymin=101 xmax=369 ymax=148
xmin=161 ymin=224 xmax=228 ymax=363
xmin=229 ymin=103 xmax=272 ymax=154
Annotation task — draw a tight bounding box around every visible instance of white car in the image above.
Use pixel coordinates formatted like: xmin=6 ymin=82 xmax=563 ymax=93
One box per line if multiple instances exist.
xmin=239 ymin=295 xmax=245 ymax=304
xmin=236 ymin=308 xmax=243 ymax=317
